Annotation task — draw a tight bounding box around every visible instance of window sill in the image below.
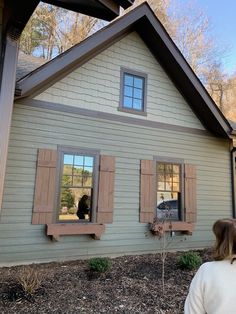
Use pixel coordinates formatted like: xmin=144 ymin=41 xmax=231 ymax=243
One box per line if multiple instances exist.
xmin=117 ymin=107 xmax=147 ymax=116
xmin=46 ymin=223 xmax=105 ymax=241
xmin=150 ymin=221 xmax=194 ymax=236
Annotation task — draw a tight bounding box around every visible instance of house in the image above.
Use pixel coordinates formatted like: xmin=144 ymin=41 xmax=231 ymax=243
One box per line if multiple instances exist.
xmin=1 ymin=2 xmax=236 ymax=266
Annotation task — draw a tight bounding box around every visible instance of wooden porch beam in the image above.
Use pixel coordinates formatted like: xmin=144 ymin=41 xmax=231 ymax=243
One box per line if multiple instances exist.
xmin=0 ymin=36 xmax=18 ymax=210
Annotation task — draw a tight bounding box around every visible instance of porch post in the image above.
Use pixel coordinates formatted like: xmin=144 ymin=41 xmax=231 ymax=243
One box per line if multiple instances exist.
xmin=0 ymin=36 xmax=18 ymax=210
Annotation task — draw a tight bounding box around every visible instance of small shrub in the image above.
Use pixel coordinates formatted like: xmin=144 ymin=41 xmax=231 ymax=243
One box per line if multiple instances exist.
xmin=177 ymin=251 xmax=202 ymax=270
xmin=17 ymin=266 xmax=43 ymax=295
xmin=88 ymin=257 xmax=111 ymax=273
xmin=68 ymin=207 xmax=76 ymax=214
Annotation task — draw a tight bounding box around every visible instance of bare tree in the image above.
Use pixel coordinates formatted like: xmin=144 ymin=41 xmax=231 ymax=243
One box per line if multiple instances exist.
xmin=20 ymin=3 xmax=101 ymax=60
xmin=223 ymin=74 xmax=236 ymax=120
xmin=125 ymin=0 xmax=231 ymax=110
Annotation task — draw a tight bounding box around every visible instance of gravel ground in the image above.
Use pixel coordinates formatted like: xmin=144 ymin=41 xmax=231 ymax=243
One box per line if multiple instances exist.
xmin=0 ymin=249 xmax=212 ymax=314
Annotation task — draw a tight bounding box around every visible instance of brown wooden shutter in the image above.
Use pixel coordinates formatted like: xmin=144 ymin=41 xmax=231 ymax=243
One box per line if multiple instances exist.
xmin=184 ymin=164 xmax=197 ymax=223
xmin=140 ymin=160 xmax=155 ymax=223
xmin=32 ymin=149 xmax=57 ymax=224
xmin=97 ymin=155 xmax=115 ymax=223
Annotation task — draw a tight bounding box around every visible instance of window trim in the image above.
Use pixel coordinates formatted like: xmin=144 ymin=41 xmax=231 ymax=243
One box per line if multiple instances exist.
xmin=154 ymin=156 xmax=184 ymax=221
xmin=55 ymin=146 xmax=100 ymax=224
xmin=119 ymin=67 xmax=148 ymax=115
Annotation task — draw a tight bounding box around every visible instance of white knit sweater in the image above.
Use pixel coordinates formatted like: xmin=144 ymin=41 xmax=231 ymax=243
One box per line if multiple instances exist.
xmin=184 ymin=260 xmax=236 ymax=314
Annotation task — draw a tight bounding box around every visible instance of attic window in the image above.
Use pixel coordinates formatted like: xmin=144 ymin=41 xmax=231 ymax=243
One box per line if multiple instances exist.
xmin=119 ymin=68 xmax=147 ymax=115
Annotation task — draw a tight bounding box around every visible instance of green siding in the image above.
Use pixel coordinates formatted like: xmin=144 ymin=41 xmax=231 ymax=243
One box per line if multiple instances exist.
xmin=0 ymin=103 xmax=232 ymax=265
xmin=35 ymin=32 xmax=205 ymax=130
xmin=0 ymin=30 xmax=232 ymax=265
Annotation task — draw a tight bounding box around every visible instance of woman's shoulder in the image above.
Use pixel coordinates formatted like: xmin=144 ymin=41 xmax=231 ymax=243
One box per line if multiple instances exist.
xmin=199 ymin=260 xmax=234 ymax=272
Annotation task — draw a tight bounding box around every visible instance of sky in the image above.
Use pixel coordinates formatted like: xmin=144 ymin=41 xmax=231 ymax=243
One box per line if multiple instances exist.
xmin=196 ymin=0 xmax=236 ymax=75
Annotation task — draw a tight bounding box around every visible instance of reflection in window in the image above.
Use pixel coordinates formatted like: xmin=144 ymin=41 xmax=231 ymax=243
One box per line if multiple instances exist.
xmin=122 ymin=72 xmax=145 ymax=111
xmin=59 ymin=153 xmax=94 ymax=222
xmin=156 ymin=162 xmax=181 ymax=221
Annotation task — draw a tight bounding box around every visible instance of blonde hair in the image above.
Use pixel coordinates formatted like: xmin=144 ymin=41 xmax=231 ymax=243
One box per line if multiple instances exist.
xmin=213 ymin=219 xmax=236 ymax=262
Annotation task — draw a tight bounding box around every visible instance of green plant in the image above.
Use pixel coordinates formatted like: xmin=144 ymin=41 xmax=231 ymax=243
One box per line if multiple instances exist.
xmin=60 ymin=187 xmax=75 ymax=209
xmin=88 ymin=257 xmax=111 ymax=273
xmin=18 ymin=266 xmax=43 ymax=295
xmin=177 ymin=251 xmax=202 ymax=270
xmin=68 ymin=207 xmax=76 ymax=214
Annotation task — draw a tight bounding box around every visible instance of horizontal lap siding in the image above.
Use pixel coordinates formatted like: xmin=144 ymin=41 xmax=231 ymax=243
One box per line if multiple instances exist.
xmin=0 ymin=104 xmax=231 ymax=265
xmin=35 ymin=32 xmax=204 ymax=130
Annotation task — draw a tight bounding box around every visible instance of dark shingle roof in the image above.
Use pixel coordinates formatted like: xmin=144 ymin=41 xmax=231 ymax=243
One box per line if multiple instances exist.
xmin=16 ymin=51 xmax=46 ymax=81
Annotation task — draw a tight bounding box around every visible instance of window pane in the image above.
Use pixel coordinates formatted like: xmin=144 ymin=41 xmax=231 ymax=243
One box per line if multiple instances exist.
xmin=157 ymin=163 xmax=164 ymax=172
xmin=158 ymin=181 xmax=165 ymax=190
xmin=124 ymin=85 xmax=133 ymax=97
xmin=62 ymin=175 xmax=72 ymax=186
xmin=84 ymin=157 xmax=93 ymax=167
xmin=63 ymin=164 xmax=73 ymax=175
xmin=157 ymin=174 xmax=164 ymax=182
xmin=84 ymin=166 xmax=93 ymax=175
xmin=165 ymin=181 xmax=172 ymax=191
xmin=73 ymin=165 xmax=83 ymax=175
xmin=123 ymin=96 xmax=132 ymax=108
xmin=133 ymin=88 xmax=142 ymax=99
xmin=134 ymin=77 xmax=143 ymax=88
xmin=64 ymin=154 xmax=73 ymax=165
xmin=73 ymin=176 xmax=82 ymax=186
xmin=74 ymin=155 xmax=84 ymax=166
xmin=124 ymin=74 xmax=133 ymax=86
xmin=173 ymin=165 xmax=180 ymax=174
xmin=83 ymin=176 xmax=93 ymax=187
xmin=173 ymin=182 xmax=179 ymax=191
xmin=165 ymin=164 xmax=172 ymax=173
xmin=173 ymin=174 xmax=179 ymax=183
xmin=133 ymin=98 xmax=142 ymax=110
xmin=59 ymin=188 xmax=92 ymax=222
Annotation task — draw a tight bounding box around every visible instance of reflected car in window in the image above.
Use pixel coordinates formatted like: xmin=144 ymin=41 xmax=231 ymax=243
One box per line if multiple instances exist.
xmin=156 ymin=199 xmax=178 ymax=220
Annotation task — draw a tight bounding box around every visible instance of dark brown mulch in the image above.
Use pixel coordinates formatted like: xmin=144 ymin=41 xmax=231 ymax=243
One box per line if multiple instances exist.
xmin=0 ymin=249 xmax=212 ymax=314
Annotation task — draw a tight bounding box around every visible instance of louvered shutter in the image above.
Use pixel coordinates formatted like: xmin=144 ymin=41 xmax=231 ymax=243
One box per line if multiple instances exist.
xmin=140 ymin=160 xmax=155 ymax=223
xmin=97 ymin=155 xmax=115 ymax=223
xmin=32 ymin=149 xmax=57 ymax=224
xmin=184 ymin=164 xmax=197 ymax=223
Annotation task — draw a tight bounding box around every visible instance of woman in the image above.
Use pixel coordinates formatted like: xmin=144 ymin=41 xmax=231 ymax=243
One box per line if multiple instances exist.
xmin=185 ymin=218 xmax=236 ymax=314
xmin=77 ymin=194 xmax=90 ymax=220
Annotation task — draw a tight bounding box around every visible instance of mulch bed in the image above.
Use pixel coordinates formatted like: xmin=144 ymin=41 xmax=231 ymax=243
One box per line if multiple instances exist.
xmin=0 ymin=249 xmax=212 ymax=314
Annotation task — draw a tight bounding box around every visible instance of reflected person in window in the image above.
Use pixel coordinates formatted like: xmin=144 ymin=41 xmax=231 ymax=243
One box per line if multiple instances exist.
xmin=185 ymin=219 xmax=236 ymax=314
xmin=77 ymin=195 xmax=90 ymax=220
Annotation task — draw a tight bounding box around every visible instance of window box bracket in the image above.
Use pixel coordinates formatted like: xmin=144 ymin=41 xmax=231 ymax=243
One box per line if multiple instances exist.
xmin=46 ymin=223 xmax=105 ymax=241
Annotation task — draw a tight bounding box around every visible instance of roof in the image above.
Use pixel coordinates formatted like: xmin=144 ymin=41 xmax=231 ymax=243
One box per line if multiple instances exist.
xmin=15 ymin=2 xmax=232 ymax=138
xmin=4 ymin=0 xmax=134 ymax=40
xmin=16 ymin=52 xmax=47 ymax=81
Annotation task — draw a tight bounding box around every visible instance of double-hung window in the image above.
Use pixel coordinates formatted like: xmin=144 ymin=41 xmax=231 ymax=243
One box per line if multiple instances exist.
xmin=156 ymin=162 xmax=182 ymax=221
xmin=58 ymin=150 xmax=98 ymax=222
xmin=140 ymin=158 xmax=196 ymax=234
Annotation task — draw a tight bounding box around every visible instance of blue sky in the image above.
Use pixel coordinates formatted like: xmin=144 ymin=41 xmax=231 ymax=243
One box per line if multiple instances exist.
xmin=196 ymin=0 xmax=236 ymax=75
